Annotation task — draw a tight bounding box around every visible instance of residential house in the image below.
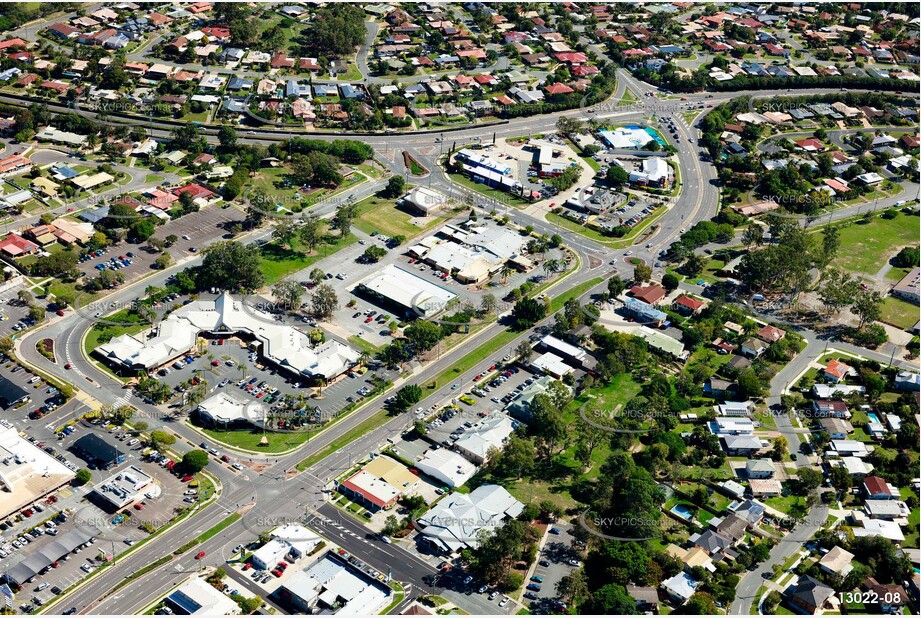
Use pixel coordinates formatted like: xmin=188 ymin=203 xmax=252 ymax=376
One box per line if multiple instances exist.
xmin=818 ymin=417 xmax=853 ymax=440
xmin=673 ymin=295 xmax=704 ymax=315
xmin=629 ymin=284 xmax=667 ymax=306
xmin=863 ymin=476 xmax=898 ymax=500
xmin=740 ymin=337 xmax=769 ymax=358
xmin=660 ymin=572 xmax=698 ymax=605
xmin=626 ymin=585 xmax=659 ymax=613
xmin=818 ymin=546 xmax=854 ymax=577
xmin=756 ymin=325 xmax=785 ymax=343
xmin=811 ymin=400 xmax=850 ymax=419
xmin=784 ymin=575 xmax=837 ymax=614
xmin=745 ymin=459 xmax=776 ymax=479
xmin=824 ymin=359 xmax=854 ymax=384
xmin=749 ymin=479 xmax=782 ymax=497
xmin=861 ymin=578 xmax=908 ymax=614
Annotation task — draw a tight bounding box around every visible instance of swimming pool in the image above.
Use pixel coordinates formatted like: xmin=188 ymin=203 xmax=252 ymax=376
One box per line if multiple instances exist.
xmin=625 ymin=124 xmax=667 ymax=147
xmin=867 ymin=412 xmax=881 ymax=424
xmin=671 ymin=504 xmax=694 ymax=520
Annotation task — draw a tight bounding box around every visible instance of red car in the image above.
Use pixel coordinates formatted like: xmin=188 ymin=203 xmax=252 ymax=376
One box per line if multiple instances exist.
xmin=133 ymin=503 xmax=143 ymax=510
xmin=243 ymin=563 xmax=253 ymax=571
xmin=276 ymin=562 xmax=287 ymax=569
xmin=271 ymin=569 xmax=283 ymax=578
xmin=181 ymin=475 xmax=194 ymax=482
xmin=364 ymin=316 xmax=373 ymax=323
xmin=221 ymin=455 xmax=231 ymax=463
xmin=56 ymin=309 xmax=65 ymax=317
xmin=195 ymin=551 xmax=206 ymax=560
xmin=65 ymin=363 xmax=72 ymax=370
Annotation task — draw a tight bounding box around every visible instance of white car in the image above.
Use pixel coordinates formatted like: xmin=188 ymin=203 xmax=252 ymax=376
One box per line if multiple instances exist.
xmin=498 ymin=597 xmax=509 ymax=608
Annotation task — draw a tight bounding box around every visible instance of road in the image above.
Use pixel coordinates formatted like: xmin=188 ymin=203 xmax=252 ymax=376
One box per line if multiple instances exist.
xmin=1 ymin=59 xmax=914 ymax=616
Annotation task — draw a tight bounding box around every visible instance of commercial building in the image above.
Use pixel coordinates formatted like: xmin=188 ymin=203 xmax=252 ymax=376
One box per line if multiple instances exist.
xmin=531 ymin=352 xmax=573 ymax=379
xmin=71 ymin=433 xmax=126 ymax=470
xmin=453 ymin=413 xmax=516 ymax=464
xmin=600 ymin=126 xmax=659 ymax=150
xmin=414 ymin=449 xmax=476 ymax=488
xmin=402 ymin=187 xmax=449 ymax=215
xmin=249 ymin=524 xmax=322 ymax=571
xmin=357 ymin=264 xmax=457 ymax=318
xmin=96 ymin=292 xmax=359 ymax=382
xmin=629 ymin=157 xmax=672 ymax=187
xmin=538 ymin=335 xmax=596 ymax=371
xmin=35 ymin=126 xmax=88 ymax=146
xmin=277 ymin=552 xmax=392 ymax=615
xmin=196 ymin=392 xmax=265 ymax=428
xmin=622 ymin=297 xmax=667 ymax=327
xmin=506 ymin=376 xmax=561 ymax=421
xmin=165 ymin=576 xmax=241 ymax=615
xmin=417 ymin=484 xmax=523 ymax=552
xmin=892 ymin=268 xmax=920 ymax=304
xmin=91 ymin=465 xmax=154 ymax=510
xmin=339 ymin=456 xmax=419 ymax=510
xmin=0 ymin=423 xmax=75 ymax=521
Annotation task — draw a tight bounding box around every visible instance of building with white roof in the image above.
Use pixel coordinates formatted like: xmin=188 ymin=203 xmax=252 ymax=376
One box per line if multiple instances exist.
xmin=852 ymin=519 xmax=905 ymax=542
xmin=279 ymin=552 xmax=391 ymax=614
xmin=417 ymin=484 xmax=523 ymax=552
xmin=715 ymin=401 xmax=755 ymax=417
xmin=95 ymin=292 xmax=359 ymax=382
xmin=600 ymin=126 xmax=658 ymax=150
xmin=709 ymin=417 xmax=755 ymax=435
xmin=402 ymin=186 xmax=449 ymax=214
xmin=357 ymin=264 xmax=457 ymax=317
xmin=453 ymin=413 xmax=516 ymax=464
xmin=414 ymin=449 xmax=476 ymax=488
xmin=531 ymin=352 xmax=573 ymax=378
xmin=0 ymin=422 xmax=75 ymax=520
xmin=197 ymin=392 xmax=265 ymax=428
xmin=250 ymin=524 xmax=321 ymax=571
xmin=91 ymin=465 xmax=154 ymax=509
xmin=165 ymin=575 xmax=241 ymax=615
xmin=35 ymin=126 xmax=88 ymax=146
xmin=629 ymin=157 xmax=672 ymax=187
xmin=830 ymin=439 xmax=872 ymax=458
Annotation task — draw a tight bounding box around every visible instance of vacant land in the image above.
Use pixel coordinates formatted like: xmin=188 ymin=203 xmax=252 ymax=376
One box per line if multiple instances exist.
xmin=353 ymin=192 xmax=450 ymax=240
xmin=880 ymin=296 xmax=918 ymax=330
xmin=258 ymin=232 xmax=357 ymax=285
xmin=826 ymin=213 xmax=919 ymax=274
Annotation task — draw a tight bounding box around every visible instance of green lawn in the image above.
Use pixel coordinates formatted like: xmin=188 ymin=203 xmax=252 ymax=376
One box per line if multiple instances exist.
xmin=352 ymin=191 xmax=451 ymax=240
xmin=258 ymin=232 xmax=357 ymax=286
xmin=762 ymin=495 xmax=807 ymax=515
xmin=880 ymin=296 xmax=918 ymax=331
xmin=196 ymin=425 xmax=311 ymax=453
xmin=821 ymin=212 xmax=920 ymax=274
xmin=145 ymin=174 xmax=164 ymax=183
xmin=84 ymin=309 xmax=150 ymax=356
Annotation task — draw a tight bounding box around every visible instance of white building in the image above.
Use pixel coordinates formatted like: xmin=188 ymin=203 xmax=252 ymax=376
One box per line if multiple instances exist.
xmin=402 ymin=187 xmax=449 ymax=215
xmin=417 ymin=484 xmax=523 ymax=552
xmin=91 ymin=465 xmax=154 ymax=509
xmin=250 ymin=524 xmax=321 ymax=571
xmin=357 ymin=264 xmax=457 ymax=317
xmin=96 ymin=292 xmax=359 ymax=382
xmin=197 ymin=392 xmax=265 ymax=427
xmin=279 ymin=553 xmax=391 ymax=614
xmin=415 ymin=449 xmax=476 ymax=488
xmin=599 ymin=126 xmax=658 ymax=150
xmin=0 ymin=423 xmax=75 ymax=520
xmin=165 ymin=576 xmax=241 ymax=615
xmin=453 ymin=413 xmax=516 ymax=464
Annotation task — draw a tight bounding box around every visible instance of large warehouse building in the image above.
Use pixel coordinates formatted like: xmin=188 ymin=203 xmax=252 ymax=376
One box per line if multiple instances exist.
xmin=95 ymin=292 xmax=359 ymax=383
xmin=0 ymin=423 xmax=75 ymax=521
xmin=357 ymin=264 xmax=457 ymax=318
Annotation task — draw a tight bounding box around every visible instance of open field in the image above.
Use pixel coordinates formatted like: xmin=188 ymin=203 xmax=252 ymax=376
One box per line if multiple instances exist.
xmin=823 ymin=212 xmax=919 ymax=275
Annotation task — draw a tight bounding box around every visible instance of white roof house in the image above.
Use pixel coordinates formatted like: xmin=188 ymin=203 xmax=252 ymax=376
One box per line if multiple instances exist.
xmin=531 ymin=352 xmax=573 ymax=378
xmin=831 ymin=440 xmax=871 ymax=458
xmin=358 ymin=264 xmax=457 ymax=317
xmin=197 ymin=392 xmax=265 ymax=427
xmin=96 ymin=292 xmax=359 ymax=380
xmin=166 ymin=576 xmax=241 ymax=615
xmin=709 ymin=417 xmax=755 ymax=435
xmin=417 ymin=484 xmax=523 ymax=552
xmin=415 ymin=449 xmax=476 ymax=488
xmin=91 ymin=465 xmax=154 ymax=509
xmin=403 ymin=186 xmax=449 ymax=214
xmin=852 ymin=519 xmax=905 ymax=542
xmin=661 ymin=572 xmax=699 ymax=603
xmin=453 ymin=413 xmax=516 ymax=464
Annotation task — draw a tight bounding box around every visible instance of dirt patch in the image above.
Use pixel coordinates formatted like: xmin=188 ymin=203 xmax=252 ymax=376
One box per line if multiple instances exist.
xmin=243 ymin=462 xmax=269 ymax=473
xmin=38 ymin=338 xmax=55 ymax=362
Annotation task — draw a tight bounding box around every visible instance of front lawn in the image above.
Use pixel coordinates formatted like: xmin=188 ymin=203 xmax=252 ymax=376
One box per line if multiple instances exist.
xmin=258 ymin=233 xmax=357 ymax=286
xmin=880 ymin=296 xmax=918 ymax=331
xmin=196 ymin=425 xmax=310 ymax=453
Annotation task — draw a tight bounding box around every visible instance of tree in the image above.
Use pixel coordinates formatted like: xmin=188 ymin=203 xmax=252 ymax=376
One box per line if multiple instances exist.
xmin=382 ymin=515 xmax=401 ymax=536
xmin=633 ymin=262 xmax=652 ymax=283
xmin=298 ymin=214 xmax=323 ymax=253
xmin=181 ymin=450 xmax=210 ymax=473
xmin=404 ymin=320 xmax=443 ymax=352
xmin=272 ymin=280 xmax=303 ymax=311
xmin=584 ymin=584 xmax=636 ymax=614
xmin=480 ymin=293 xmax=497 ymax=315
xmin=74 ymin=469 xmax=92 ymax=486
xmin=383 ymin=175 xmax=406 ymax=198
xmin=154 ymin=252 xmax=173 ymax=269
xmin=820 ymin=225 xmax=840 ymax=267
xmin=683 ymin=253 xmax=705 ymax=277
xmin=511 ymin=298 xmax=545 ymax=329
xmin=557 ymin=570 xmax=589 ymax=606
xmin=493 ymin=435 xmax=536 ymax=479
xmin=530 ymin=393 xmax=569 ymax=459
xmin=0 ymin=336 xmax=13 ymax=353
xmin=662 ymin=273 xmax=680 ymax=291
xmin=29 ymin=306 xmax=46 ymax=322
xmin=683 ymin=592 xmax=718 ymax=615
xmin=218 ymin=125 xmax=237 ymax=150
xmin=851 ymin=289 xmax=882 ymax=330
xmin=311 ymin=284 xmax=338 ymax=319
xmin=361 ymin=245 xmax=387 ymax=262
xmin=574 ymin=414 xmax=608 ymax=468
xmin=515 ymin=340 xmax=533 ymax=362
xmin=819 ymin=269 xmax=859 ymax=315
xmin=392 ymin=384 xmax=422 ymax=412
xmin=742 ymin=224 xmax=763 ymax=248
xmin=149 ymin=430 xmax=176 ymax=450
xmin=607 ymin=275 xmax=625 ymax=297
xmin=606 ymin=165 xmax=629 ymax=188
xmin=333 ymin=202 xmax=354 ymax=237
xmin=309 ymin=268 xmax=325 ymax=283
xmin=199 ymin=241 xmax=264 ymax=292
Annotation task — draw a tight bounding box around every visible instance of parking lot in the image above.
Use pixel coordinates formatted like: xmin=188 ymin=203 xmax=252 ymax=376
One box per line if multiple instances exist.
xmin=76 ymin=205 xmax=242 ymax=282
xmin=0 ymin=288 xmax=31 ymax=337
xmin=525 ymin=522 xmax=584 ymax=612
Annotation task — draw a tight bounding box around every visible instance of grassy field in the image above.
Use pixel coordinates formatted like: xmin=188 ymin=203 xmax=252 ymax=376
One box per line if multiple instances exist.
xmin=296 ymin=406 xmax=393 ymax=471
xmin=197 ymin=425 xmax=311 ymax=452
xmin=84 ymin=309 xmax=150 ymax=356
xmin=352 ymin=192 xmax=450 ymax=240
xmin=258 ymin=232 xmax=357 ymax=286
xmin=823 ymin=212 xmax=920 ymax=274
xmin=880 ymin=296 xmax=918 ymax=330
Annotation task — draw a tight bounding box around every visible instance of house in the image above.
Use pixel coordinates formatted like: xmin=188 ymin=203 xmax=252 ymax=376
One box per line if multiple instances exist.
xmin=863 ymin=476 xmax=897 ymax=500
xmin=820 ymin=547 xmax=856 ymax=580
xmin=0 ymin=233 xmax=38 ymax=258
xmin=864 ymin=499 xmax=911 ymax=520
xmin=660 ymin=572 xmax=698 ymax=605
xmin=740 ymin=337 xmax=769 ymax=358
xmin=721 ymin=435 xmax=763 ymax=456
xmin=831 ymin=439 xmax=870 ymax=458
xmin=892 ymin=268 xmax=920 ymax=304
xmin=823 ymin=359 xmax=854 ymax=384
xmin=693 ymin=529 xmax=734 ymax=556
xmin=30 ymin=177 xmax=59 ymax=198
xmin=756 ymin=325 xmax=785 ymax=343
xmin=894 ymin=371 xmax=921 ymax=391
xmin=715 ymin=513 xmax=749 ymax=543
xmin=746 ymin=459 xmax=776 ymax=479
xmin=715 ymin=401 xmax=754 ymax=417
xmin=727 ymin=355 xmax=752 ymax=374
xmin=0 ymin=154 xmax=33 ymax=178
xmin=704 ymin=378 xmax=734 ymax=398
xmin=749 ymin=479 xmax=782 ymax=497
xmin=731 ymin=500 xmax=766 ymax=527
xmin=861 ymin=578 xmax=908 ymax=613
xmin=626 ymin=585 xmax=659 ymax=613
xmin=784 ymin=575 xmax=836 ymax=614
xmin=812 ymin=400 xmax=850 ymax=419
xmin=819 ymin=417 xmax=853 ymax=440
xmin=630 ymin=284 xmax=667 ymax=305
xmin=673 ymin=295 xmax=704 ymax=315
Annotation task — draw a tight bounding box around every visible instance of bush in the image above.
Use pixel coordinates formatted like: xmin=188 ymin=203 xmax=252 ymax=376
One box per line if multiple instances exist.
xmin=502 ymin=572 xmax=524 ymax=592
xmin=74 ymin=469 xmax=92 ymax=486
